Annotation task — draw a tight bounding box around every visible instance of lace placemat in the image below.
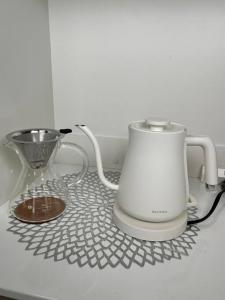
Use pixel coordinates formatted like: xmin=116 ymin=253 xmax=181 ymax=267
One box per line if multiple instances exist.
xmin=8 ymin=171 xmax=199 ymax=269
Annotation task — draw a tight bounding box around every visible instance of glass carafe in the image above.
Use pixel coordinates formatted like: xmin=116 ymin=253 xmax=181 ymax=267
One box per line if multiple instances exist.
xmin=5 ymin=128 xmax=88 ymax=223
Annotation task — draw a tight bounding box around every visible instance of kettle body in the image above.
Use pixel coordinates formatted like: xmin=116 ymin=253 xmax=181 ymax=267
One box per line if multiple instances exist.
xmin=118 ymin=121 xmax=188 ymax=222
xmin=77 ymin=119 xmax=218 ymax=225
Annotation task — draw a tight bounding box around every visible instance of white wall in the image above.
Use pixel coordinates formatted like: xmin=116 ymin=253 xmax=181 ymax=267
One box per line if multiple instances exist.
xmin=49 ymin=0 xmax=225 ymax=144
xmin=0 ymin=0 xmax=54 ymax=203
xmin=0 ymin=0 xmax=54 ymax=135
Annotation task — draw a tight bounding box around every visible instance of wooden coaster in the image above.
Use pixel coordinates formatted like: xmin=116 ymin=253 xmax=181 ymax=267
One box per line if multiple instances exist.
xmin=14 ymin=197 xmax=66 ymax=223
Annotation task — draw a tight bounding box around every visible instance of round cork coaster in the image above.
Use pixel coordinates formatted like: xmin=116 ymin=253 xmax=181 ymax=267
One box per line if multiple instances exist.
xmin=14 ymin=197 xmax=66 ymax=223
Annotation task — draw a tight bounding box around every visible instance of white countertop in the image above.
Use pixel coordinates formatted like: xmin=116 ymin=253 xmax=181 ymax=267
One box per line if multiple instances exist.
xmin=0 ymin=175 xmax=225 ymax=300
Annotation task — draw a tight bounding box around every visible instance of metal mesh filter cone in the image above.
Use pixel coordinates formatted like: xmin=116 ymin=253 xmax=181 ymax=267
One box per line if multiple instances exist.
xmin=6 ymin=129 xmax=61 ymax=169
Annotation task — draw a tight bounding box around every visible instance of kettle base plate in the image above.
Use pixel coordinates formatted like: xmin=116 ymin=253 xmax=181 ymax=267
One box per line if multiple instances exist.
xmin=112 ymin=203 xmax=187 ymax=241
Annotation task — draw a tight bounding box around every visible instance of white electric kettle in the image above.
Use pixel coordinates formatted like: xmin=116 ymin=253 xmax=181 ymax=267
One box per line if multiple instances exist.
xmin=76 ymin=119 xmax=218 ymax=241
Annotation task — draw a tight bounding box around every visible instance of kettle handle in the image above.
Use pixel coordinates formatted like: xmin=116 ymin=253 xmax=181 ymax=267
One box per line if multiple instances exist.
xmin=185 ymin=136 xmax=218 ymax=186
xmin=59 ymin=142 xmax=89 ymax=185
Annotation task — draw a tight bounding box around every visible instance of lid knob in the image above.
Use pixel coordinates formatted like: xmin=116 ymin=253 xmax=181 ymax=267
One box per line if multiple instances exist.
xmin=145 ymin=118 xmax=170 ymax=132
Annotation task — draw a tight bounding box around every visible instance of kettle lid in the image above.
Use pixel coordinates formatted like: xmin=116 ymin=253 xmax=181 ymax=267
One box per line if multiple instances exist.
xmin=130 ymin=119 xmax=185 ymax=133
xmin=145 ymin=118 xmax=170 ymax=132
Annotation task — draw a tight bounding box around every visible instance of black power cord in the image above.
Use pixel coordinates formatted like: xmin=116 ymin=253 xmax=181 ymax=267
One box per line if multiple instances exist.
xmin=187 ymin=181 xmax=225 ymax=225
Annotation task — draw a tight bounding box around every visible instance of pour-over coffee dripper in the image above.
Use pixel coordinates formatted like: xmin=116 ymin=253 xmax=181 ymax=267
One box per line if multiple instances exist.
xmin=5 ymin=128 xmax=88 ymax=223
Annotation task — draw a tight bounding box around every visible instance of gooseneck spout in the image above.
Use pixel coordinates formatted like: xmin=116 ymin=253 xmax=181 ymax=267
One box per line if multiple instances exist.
xmin=75 ymin=125 xmax=119 ymax=191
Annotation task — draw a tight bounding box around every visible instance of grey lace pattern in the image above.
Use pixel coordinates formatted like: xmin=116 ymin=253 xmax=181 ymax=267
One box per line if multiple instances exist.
xmin=7 ymin=171 xmax=199 ymax=269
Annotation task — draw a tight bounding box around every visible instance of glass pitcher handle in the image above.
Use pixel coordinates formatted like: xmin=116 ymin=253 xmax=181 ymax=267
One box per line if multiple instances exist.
xmin=59 ymin=142 xmax=88 ymax=185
